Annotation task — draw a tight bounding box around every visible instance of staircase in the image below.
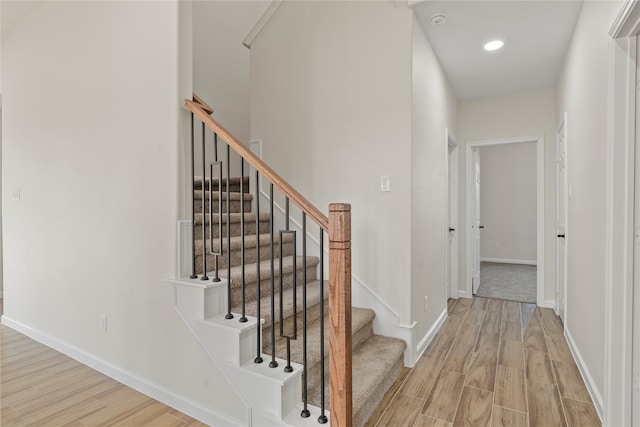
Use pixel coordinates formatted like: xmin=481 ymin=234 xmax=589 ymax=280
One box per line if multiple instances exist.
xmin=172 ymin=95 xmax=406 ymax=427
xmin=192 ymin=176 xmax=405 ymax=426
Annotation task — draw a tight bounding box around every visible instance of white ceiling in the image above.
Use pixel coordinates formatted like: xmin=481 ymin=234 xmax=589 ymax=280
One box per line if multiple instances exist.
xmin=412 ymin=0 xmax=583 ymax=100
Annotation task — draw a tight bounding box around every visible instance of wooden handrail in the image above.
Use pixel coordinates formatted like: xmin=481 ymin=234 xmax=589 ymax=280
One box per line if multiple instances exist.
xmin=192 ymin=93 xmax=214 ymax=115
xmin=185 ymin=97 xmax=329 ymax=231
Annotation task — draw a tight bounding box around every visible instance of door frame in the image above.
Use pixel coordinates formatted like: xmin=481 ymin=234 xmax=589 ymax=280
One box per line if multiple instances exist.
xmin=605 ymin=1 xmax=640 ymax=424
xmin=556 ymin=113 xmax=568 ymax=322
xmin=465 ymin=136 xmax=545 ymax=306
xmin=445 ymin=128 xmax=459 ymax=299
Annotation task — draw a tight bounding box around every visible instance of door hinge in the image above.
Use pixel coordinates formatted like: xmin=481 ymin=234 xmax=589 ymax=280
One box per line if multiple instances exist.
xmin=634 ymin=371 xmax=640 ymax=392
xmin=635 ymin=227 xmax=640 ymax=245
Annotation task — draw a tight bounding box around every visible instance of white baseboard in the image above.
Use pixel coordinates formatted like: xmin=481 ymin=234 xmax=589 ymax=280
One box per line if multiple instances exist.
xmin=480 ymin=258 xmax=537 ymax=266
xmin=0 ymin=315 xmax=245 ymax=427
xmin=564 ymin=326 xmax=604 ymax=422
xmin=457 ymin=290 xmax=472 ymax=298
xmin=415 ymin=309 xmax=447 ymax=363
xmin=541 ymin=299 xmax=556 ymax=309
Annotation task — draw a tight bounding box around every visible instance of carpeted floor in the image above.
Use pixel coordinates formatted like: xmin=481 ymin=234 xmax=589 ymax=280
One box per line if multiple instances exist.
xmin=476 ymin=262 xmax=536 ymax=303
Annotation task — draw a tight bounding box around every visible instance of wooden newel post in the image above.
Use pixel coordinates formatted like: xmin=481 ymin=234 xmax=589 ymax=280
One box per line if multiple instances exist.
xmin=328 ymin=203 xmax=352 ymax=427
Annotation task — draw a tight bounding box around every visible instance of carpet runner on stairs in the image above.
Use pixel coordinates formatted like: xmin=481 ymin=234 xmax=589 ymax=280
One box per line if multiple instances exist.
xmin=194 ymin=176 xmax=406 ymax=426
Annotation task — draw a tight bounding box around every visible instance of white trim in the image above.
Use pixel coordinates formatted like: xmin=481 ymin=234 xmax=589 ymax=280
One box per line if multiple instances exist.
xmin=479 ymin=258 xmax=536 ymax=266
xmin=565 ymin=326 xmax=605 ymax=421
xmin=610 ymin=0 xmax=640 ymax=38
xmin=351 ymin=272 xmax=418 ymax=366
xmin=243 ymin=1 xmax=284 ymax=49
xmin=0 ymin=316 xmax=245 ymax=427
xmin=605 ymin=14 xmax=639 ymax=424
xmin=446 ymin=128 xmax=460 ymax=299
xmin=414 ymin=308 xmax=447 ymax=364
xmin=556 ymin=113 xmax=569 ymax=322
xmin=457 ymin=289 xmax=472 ymax=299
xmin=465 ymin=136 xmax=545 ymax=306
xmin=541 ymin=300 xmax=556 ymax=309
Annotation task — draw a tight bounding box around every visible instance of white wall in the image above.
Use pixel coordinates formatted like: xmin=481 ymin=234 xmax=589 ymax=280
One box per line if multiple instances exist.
xmin=479 ymin=142 xmax=537 ymax=262
xmin=1 ymin=2 xmax=247 ymax=424
xmin=251 ymin=1 xmax=414 ymax=323
xmin=411 ymin=15 xmax=458 ymax=341
xmin=193 ymin=1 xmax=268 ymax=145
xmin=458 ymin=85 xmax=557 ymax=300
xmin=556 ymin=0 xmax=618 ymax=407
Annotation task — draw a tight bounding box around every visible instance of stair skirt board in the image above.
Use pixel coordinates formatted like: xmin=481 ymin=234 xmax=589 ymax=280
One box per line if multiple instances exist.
xmin=0 ymin=315 xmax=247 ymax=427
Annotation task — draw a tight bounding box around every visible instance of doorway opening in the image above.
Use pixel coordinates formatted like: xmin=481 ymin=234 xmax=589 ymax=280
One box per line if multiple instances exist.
xmin=465 ymin=136 xmax=545 ymax=306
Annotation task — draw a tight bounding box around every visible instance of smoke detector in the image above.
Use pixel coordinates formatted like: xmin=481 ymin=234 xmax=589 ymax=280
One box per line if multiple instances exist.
xmin=429 ymin=14 xmax=447 ymax=25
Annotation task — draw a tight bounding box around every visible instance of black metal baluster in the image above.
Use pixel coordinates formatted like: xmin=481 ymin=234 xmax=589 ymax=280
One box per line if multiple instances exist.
xmin=254 ymin=169 xmax=263 ymax=364
xmin=269 ymin=184 xmax=278 ymax=368
xmin=189 ymin=113 xmax=197 ymax=279
xmin=279 ymin=230 xmax=296 ymax=373
xmin=225 ymin=144 xmax=233 ymax=320
xmin=301 ymin=213 xmax=309 ymax=418
xmin=209 ymin=159 xmax=222 ymax=282
xmin=240 ymin=159 xmax=247 ymax=323
xmin=318 ymin=228 xmax=327 ymax=424
xmin=200 ymin=122 xmax=209 ymax=281
xmin=211 ymin=133 xmax=221 ymax=282
xmin=280 ymin=197 xmax=296 ymax=373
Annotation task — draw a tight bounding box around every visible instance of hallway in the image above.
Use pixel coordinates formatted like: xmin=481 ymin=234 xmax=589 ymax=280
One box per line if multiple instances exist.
xmin=367 ymin=297 xmax=600 ymax=426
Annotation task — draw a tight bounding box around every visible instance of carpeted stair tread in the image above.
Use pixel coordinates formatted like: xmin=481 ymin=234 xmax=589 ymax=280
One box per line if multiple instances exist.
xmin=194 ymin=212 xmax=271 ymax=239
xmin=306 ymin=334 xmax=406 ymax=426
xmin=194 ymin=232 xmax=294 ymax=254
xmin=269 ymin=307 xmax=376 ymax=371
xmin=194 ymin=176 xmax=249 ymax=191
xmin=193 ymin=191 xmax=253 ymax=202
xmin=232 ymin=280 xmax=328 ymax=330
xmin=194 ymin=212 xmax=271 ymax=226
xmin=351 ymin=335 xmax=406 ymax=421
xmin=218 ymin=255 xmax=320 ymax=286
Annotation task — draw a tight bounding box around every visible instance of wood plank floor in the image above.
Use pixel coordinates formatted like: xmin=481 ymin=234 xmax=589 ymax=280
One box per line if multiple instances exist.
xmin=1 ymin=303 xmax=208 ymax=426
xmin=366 ymin=297 xmax=601 ymax=427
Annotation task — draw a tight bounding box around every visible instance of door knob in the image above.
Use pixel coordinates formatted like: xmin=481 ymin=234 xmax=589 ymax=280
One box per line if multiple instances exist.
xmin=557 ymin=234 xmax=565 ymax=238
xmin=449 ymin=228 xmax=455 ymax=232
xmin=479 ymin=226 xmax=485 ymax=229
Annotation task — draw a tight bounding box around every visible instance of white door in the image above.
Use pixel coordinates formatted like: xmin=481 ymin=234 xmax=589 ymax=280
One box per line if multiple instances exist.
xmin=556 ymin=116 xmax=567 ymax=322
xmin=472 ymin=149 xmax=481 ymax=294
xmin=447 ymin=130 xmax=459 ymax=299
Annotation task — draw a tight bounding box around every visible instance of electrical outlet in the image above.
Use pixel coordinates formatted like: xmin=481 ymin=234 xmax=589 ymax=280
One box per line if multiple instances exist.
xmin=495 ymin=243 xmax=501 ymax=250
xmin=380 ymin=175 xmax=390 ymax=192
xmin=100 ymin=315 xmax=108 ymax=333
xmin=424 ymin=296 xmax=428 ymax=312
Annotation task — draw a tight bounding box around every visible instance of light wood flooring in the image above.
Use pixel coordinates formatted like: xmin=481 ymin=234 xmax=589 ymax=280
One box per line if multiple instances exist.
xmin=1 ymin=317 xmax=208 ymax=426
xmin=366 ymin=297 xmax=601 ymax=427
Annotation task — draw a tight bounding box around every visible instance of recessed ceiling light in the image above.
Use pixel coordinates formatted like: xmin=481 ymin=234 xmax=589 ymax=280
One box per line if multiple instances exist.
xmin=482 ymin=39 xmax=505 ymax=51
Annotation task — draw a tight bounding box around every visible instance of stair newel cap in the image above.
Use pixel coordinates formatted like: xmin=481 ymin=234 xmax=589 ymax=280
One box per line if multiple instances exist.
xmin=328 ymin=203 xmax=351 ymax=247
